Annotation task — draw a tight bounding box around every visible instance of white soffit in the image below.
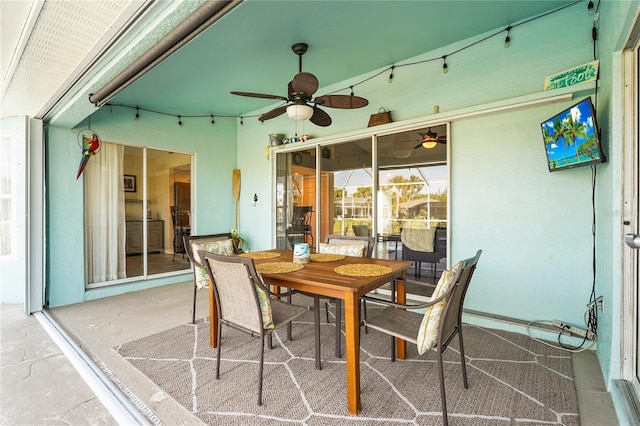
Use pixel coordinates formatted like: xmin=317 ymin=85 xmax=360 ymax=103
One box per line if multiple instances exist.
xmin=1 ymin=0 xmax=133 ymax=118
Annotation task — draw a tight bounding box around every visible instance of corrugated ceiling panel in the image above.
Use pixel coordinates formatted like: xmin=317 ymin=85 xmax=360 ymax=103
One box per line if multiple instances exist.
xmin=2 ymin=0 xmax=130 ymax=116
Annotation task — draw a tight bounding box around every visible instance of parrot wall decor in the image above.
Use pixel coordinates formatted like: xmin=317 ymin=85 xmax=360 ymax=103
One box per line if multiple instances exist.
xmin=76 ymin=128 xmax=101 ymax=179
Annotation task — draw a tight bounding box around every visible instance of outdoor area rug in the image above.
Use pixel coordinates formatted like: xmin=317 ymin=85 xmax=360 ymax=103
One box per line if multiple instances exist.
xmin=114 ymin=309 xmax=579 ymax=425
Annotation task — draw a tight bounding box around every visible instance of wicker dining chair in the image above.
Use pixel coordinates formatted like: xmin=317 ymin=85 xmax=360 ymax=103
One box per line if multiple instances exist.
xmin=200 ymin=252 xmax=308 ymax=406
xmin=361 ymin=249 xmax=482 ymax=426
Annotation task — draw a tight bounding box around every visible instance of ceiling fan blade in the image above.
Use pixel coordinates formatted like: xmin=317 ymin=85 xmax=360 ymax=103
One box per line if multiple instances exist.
xmin=315 ymin=94 xmax=369 ymax=109
xmin=258 ymin=105 xmax=288 ymax=122
xmin=291 ymin=72 xmax=319 ymax=97
xmin=309 ymin=106 xmax=332 ymax=127
xmin=231 ymin=91 xmax=288 ymax=101
xmin=413 ymin=142 xmax=424 ymax=150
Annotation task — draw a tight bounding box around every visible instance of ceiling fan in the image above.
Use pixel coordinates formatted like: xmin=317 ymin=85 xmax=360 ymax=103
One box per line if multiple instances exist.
xmin=231 ymin=43 xmax=369 ymax=127
xmin=413 ymin=128 xmax=447 ymax=149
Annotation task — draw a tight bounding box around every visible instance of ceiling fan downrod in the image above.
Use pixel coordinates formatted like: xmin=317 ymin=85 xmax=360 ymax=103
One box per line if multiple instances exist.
xmin=292 ymin=43 xmax=308 ymax=72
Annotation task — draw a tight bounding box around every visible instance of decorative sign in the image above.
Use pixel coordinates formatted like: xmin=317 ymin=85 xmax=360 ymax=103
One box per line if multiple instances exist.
xmin=543 ymin=60 xmax=599 ymax=91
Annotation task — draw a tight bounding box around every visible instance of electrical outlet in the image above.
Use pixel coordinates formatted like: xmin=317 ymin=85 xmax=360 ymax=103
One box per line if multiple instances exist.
xmin=588 ymin=296 xmax=605 ymax=314
xmin=552 ymin=320 xmax=596 ymax=340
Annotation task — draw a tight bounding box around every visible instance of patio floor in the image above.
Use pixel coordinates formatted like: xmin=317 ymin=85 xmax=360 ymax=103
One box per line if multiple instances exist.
xmin=0 ymin=246 xmax=619 ymax=425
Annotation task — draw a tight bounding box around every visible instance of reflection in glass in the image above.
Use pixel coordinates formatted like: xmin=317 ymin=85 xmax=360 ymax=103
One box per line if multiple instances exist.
xmin=275 ymin=149 xmax=317 ymax=249
xmin=323 ymin=139 xmax=373 ymax=241
xmin=377 ymin=125 xmax=448 ymax=234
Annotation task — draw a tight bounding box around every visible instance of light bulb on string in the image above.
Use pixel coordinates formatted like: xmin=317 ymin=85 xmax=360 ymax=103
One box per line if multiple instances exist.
xmin=211 ymin=115 xmax=215 ymax=125
xmin=388 ymin=65 xmax=395 ymax=83
xmin=504 ymin=26 xmax=512 ymax=47
xmin=135 ymin=107 xmax=140 ymax=120
xmin=178 ymin=115 xmax=182 ymax=126
xmin=442 ymin=56 xmax=448 ymax=73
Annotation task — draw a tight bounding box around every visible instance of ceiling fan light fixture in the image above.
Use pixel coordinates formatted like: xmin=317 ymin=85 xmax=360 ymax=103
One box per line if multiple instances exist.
xmin=422 ymin=140 xmax=438 ymax=149
xmin=394 ymin=149 xmax=412 ymax=158
xmin=286 ymin=104 xmax=314 ymax=121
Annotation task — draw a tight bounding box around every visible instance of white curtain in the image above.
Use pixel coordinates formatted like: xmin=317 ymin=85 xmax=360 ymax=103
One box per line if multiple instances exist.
xmin=85 ymin=142 xmax=126 ymax=283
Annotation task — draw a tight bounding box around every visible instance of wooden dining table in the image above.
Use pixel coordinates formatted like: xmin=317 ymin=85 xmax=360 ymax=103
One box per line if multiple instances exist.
xmin=207 ymin=249 xmax=412 ymax=415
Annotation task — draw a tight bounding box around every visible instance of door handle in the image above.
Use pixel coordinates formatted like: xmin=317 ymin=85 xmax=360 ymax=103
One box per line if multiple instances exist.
xmin=625 ymin=234 xmax=640 ymax=249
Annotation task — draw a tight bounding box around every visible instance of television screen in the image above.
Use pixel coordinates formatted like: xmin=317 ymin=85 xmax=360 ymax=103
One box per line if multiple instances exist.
xmin=540 ymin=97 xmax=606 ymax=172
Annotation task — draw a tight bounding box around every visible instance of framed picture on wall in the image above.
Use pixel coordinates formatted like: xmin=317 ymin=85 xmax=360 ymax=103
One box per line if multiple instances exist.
xmin=124 ymin=175 xmax=136 ymax=192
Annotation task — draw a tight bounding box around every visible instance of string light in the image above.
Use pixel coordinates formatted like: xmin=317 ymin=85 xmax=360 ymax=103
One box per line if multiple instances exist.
xmin=178 ymin=115 xmax=182 ymax=126
xmin=587 ymin=0 xmax=594 ymax=10
xmin=102 ymin=0 xmax=583 ymax=125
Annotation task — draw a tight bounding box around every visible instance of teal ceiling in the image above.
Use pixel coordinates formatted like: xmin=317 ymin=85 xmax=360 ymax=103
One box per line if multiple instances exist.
xmin=111 ymin=0 xmax=576 ymax=118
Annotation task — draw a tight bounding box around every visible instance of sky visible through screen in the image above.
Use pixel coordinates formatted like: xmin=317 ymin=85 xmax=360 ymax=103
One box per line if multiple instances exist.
xmin=332 ymin=165 xmax=447 ymax=195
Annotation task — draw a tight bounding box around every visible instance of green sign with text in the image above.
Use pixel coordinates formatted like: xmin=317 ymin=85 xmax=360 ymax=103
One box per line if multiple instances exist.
xmin=544 ymin=60 xmax=599 ymax=91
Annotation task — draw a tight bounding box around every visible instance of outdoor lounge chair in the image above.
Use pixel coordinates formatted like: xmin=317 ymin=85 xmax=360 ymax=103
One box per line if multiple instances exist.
xmin=402 ymin=226 xmax=447 ymax=278
xmin=362 ymin=249 xmax=481 ymax=426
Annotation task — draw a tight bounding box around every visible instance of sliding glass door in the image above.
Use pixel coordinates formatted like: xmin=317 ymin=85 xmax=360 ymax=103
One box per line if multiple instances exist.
xmin=377 ymin=126 xmax=448 ymax=233
xmin=84 ymin=144 xmax=192 ymax=288
xmin=274 ymin=124 xmax=448 ymax=274
xmin=322 ymin=138 xmax=373 ymax=241
xmin=275 ymin=149 xmax=317 ymax=249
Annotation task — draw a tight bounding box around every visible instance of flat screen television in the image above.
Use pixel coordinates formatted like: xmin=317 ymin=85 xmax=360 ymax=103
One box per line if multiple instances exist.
xmin=540 ymin=97 xmax=606 ymax=172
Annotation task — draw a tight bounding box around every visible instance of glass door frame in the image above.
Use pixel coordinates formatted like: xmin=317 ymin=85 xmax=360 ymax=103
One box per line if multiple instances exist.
xmin=621 ymin=34 xmax=640 ymax=398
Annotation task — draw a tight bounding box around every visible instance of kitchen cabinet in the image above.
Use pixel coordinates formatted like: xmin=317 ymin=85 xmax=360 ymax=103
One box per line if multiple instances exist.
xmin=126 ymin=220 xmax=164 ymax=255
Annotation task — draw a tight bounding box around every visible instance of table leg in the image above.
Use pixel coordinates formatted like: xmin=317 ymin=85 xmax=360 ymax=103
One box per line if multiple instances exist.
xmin=208 ymin=279 xmax=218 ymax=348
xmin=396 ymin=273 xmax=406 ymax=360
xmin=343 ymin=292 xmax=361 ymax=414
xmin=314 ymin=296 xmax=321 ymax=370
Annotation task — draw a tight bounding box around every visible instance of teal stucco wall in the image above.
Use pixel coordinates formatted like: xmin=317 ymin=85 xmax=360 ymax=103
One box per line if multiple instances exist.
xmin=46 ymin=107 xmax=236 ymax=307
xmin=232 ymin=1 xmax=638 ymax=393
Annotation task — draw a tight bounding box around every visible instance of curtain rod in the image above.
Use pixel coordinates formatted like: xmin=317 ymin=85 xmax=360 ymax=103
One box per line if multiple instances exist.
xmin=89 ymin=0 xmax=242 ymax=107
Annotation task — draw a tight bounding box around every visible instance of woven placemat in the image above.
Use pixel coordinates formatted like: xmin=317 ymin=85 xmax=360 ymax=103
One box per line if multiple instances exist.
xmin=237 ymin=251 xmax=281 ymax=260
xmin=310 ymin=253 xmax=345 ymax=262
xmin=334 ymin=263 xmax=392 ymax=277
xmin=256 ymin=261 xmax=304 ymax=274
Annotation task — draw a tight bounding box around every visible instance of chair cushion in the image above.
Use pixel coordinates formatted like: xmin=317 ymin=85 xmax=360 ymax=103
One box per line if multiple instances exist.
xmin=191 ymin=239 xmax=235 ymax=289
xmin=319 ymin=242 xmax=365 ymax=257
xmin=255 ymin=272 xmax=274 ymax=329
xmin=416 ymin=261 xmax=463 ymax=354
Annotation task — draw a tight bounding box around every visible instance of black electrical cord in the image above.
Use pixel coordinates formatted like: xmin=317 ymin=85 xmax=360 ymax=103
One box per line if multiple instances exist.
xmin=557 ymin=0 xmax=601 ymax=350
